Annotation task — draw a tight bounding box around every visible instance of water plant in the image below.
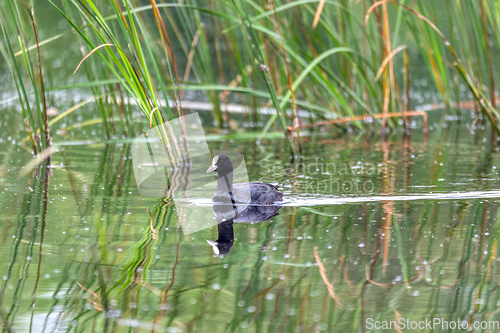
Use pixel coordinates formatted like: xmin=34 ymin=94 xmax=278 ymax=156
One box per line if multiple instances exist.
xmin=2 ymin=0 xmax=499 ymax=153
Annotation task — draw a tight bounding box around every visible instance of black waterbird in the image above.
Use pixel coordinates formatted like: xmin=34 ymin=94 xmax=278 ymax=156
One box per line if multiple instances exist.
xmin=206 ymin=154 xmax=284 ymax=205
xmin=206 ymin=154 xmax=283 ymax=255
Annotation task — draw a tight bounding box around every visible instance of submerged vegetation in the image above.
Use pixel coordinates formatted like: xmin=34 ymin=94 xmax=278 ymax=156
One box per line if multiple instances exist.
xmin=0 ymin=0 xmax=499 ymax=155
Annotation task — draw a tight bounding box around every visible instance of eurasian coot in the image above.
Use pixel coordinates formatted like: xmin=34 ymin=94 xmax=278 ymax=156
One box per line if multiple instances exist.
xmin=206 ymin=154 xmax=283 ymax=205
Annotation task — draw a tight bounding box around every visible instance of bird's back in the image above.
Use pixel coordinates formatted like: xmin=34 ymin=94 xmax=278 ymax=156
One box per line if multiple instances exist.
xmin=234 ymin=181 xmax=283 ymax=205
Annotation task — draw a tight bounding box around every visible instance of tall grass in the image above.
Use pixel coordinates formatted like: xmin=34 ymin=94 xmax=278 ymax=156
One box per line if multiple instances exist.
xmin=0 ymin=0 xmax=50 ymax=153
xmin=50 ymin=0 xmax=176 ymax=127
xmin=1 ymin=0 xmax=500 ymax=155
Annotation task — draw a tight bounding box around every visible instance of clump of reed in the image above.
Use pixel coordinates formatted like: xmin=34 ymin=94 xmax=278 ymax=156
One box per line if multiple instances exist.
xmin=1 ymin=0 xmax=499 ymax=155
xmin=0 ymin=0 xmax=50 ymax=153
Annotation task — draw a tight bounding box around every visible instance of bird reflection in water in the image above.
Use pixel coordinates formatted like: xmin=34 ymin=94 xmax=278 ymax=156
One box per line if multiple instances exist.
xmin=206 ymin=154 xmax=284 ymax=256
xmin=207 ymin=203 xmax=282 ymax=256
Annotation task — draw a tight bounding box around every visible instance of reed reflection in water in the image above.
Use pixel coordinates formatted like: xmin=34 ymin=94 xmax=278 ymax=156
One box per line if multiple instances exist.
xmin=0 ymin=135 xmax=499 ymax=332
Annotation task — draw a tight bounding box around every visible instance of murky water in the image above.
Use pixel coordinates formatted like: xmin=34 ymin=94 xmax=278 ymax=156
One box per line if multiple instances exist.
xmin=0 ymin=111 xmax=499 ymax=332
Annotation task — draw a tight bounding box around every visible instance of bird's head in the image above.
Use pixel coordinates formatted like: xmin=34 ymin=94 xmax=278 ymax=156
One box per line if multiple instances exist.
xmin=206 ymin=154 xmax=233 ymax=175
xmin=207 ymin=239 xmax=233 ymax=256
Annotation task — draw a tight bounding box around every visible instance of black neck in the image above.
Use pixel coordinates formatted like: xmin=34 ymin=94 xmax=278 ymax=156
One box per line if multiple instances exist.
xmin=217 ymin=171 xmax=234 ymax=192
xmin=216 ymin=171 xmax=238 ymax=217
xmin=217 ymin=218 xmax=234 ymax=244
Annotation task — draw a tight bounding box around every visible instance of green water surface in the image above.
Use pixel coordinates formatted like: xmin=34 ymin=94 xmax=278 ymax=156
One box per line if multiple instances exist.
xmin=0 ymin=111 xmax=499 ymax=332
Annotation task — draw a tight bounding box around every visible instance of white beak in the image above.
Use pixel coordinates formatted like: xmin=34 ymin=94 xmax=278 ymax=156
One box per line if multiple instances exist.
xmin=207 ymin=240 xmax=220 ymax=255
xmin=206 ymin=164 xmax=217 ymax=173
xmin=207 ymin=155 xmax=219 ymax=173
